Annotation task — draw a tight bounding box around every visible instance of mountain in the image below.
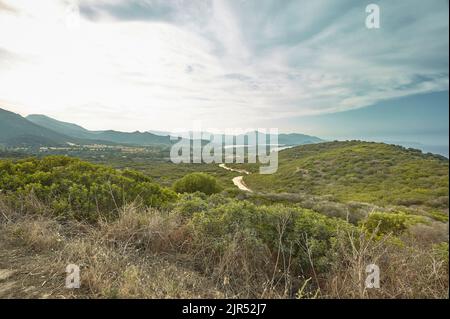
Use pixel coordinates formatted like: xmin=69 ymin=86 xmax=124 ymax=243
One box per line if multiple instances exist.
xmin=148 ymin=130 xmax=173 ymax=137
xmin=233 ymin=131 xmax=323 ymax=146
xmin=26 ymin=114 xmax=93 ymax=139
xmin=27 ymin=114 xmax=172 ymax=146
xmin=26 ymin=115 xmax=323 ymax=147
xmin=150 ymin=129 xmax=324 ymax=146
xmin=0 ymin=108 xmax=76 ymax=147
xmin=91 ymin=130 xmax=171 ymax=146
xmin=278 ymin=133 xmax=323 ymax=145
xmin=242 ymin=140 xmax=448 ymax=212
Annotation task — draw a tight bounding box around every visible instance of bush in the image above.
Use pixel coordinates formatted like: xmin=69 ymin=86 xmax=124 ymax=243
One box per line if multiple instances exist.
xmin=361 ymin=211 xmax=426 ymax=236
xmin=173 ymin=173 xmax=221 ymax=195
xmin=185 ymin=194 xmax=355 ymax=295
xmin=0 ymin=156 xmax=177 ymax=221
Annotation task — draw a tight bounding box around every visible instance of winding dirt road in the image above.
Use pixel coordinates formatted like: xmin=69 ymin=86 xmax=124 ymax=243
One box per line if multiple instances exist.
xmin=219 ymin=164 xmax=253 ymax=192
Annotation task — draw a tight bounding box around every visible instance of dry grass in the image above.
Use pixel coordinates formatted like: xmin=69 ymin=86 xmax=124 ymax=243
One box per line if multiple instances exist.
xmin=0 ymin=198 xmax=448 ymax=299
xmin=60 ymin=238 xmax=222 ymax=298
xmin=323 ymin=228 xmax=449 ymax=299
xmin=98 ymin=204 xmax=188 ymax=254
xmin=4 ymin=218 xmax=64 ymax=252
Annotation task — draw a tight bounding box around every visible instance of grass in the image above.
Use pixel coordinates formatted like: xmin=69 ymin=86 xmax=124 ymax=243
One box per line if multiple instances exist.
xmin=0 ymin=194 xmax=448 ymax=299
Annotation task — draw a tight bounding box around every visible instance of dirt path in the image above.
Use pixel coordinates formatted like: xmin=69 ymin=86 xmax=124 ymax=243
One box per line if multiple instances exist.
xmin=0 ymin=240 xmax=70 ymax=299
xmin=219 ymin=164 xmax=253 ymax=192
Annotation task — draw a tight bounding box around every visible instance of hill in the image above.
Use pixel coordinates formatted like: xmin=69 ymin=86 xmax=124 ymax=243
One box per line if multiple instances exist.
xmin=27 ymin=114 xmax=172 ymax=146
xmin=236 ymin=131 xmax=324 ymax=145
xmin=0 ymin=108 xmax=75 ymax=147
xmin=278 ymin=133 xmax=324 ymax=145
xmin=242 ymin=141 xmax=449 ymax=212
xmin=26 ymin=114 xmax=93 ymax=139
xmin=0 ymin=155 xmax=447 ymax=298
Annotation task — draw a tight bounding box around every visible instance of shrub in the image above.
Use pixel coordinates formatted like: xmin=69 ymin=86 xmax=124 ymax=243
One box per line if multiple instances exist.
xmin=361 ymin=211 xmax=426 ymax=236
xmin=428 ymin=211 xmax=449 ymax=223
xmin=186 ymin=194 xmax=355 ymax=295
xmin=0 ymin=156 xmax=177 ymax=222
xmin=409 ymin=222 xmax=449 ymax=245
xmin=173 ymin=172 xmax=221 ymax=195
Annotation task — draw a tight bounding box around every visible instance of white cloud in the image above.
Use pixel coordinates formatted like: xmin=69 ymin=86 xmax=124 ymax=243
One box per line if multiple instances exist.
xmin=0 ymin=0 xmax=448 ymax=132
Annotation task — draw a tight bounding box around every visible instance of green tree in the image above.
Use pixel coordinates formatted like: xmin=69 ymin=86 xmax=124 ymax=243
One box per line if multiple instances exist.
xmin=173 ymin=173 xmax=221 ymax=195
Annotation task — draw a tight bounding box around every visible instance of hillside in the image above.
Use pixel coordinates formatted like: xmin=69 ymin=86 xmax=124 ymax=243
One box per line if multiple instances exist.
xmin=0 ymin=109 xmax=134 ymax=148
xmin=0 ymin=108 xmax=75 ymax=147
xmin=27 ymin=114 xmax=172 ymax=146
xmin=242 ymin=141 xmax=449 ymax=212
xmin=0 ymin=156 xmax=447 ymax=298
xmin=26 ymin=114 xmax=93 ymax=139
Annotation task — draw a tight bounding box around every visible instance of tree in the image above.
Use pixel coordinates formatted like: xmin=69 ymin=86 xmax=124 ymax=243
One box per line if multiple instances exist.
xmin=173 ymin=173 xmax=221 ymax=195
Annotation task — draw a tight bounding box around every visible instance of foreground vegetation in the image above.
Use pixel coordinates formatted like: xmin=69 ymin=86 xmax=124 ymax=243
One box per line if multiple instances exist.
xmin=0 ymin=154 xmax=448 ymax=298
xmin=0 ymin=156 xmax=177 ymax=222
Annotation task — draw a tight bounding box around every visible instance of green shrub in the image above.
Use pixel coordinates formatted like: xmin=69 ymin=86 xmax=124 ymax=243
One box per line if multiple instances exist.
xmin=361 ymin=211 xmax=426 ymax=236
xmin=0 ymin=156 xmax=177 ymax=221
xmin=428 ymin=211 xmax=449 ymax=223
xmin=173 ymin=172 xmax=221 ymax=195
xmin=186 ymin=194 xmax=355 ymax=277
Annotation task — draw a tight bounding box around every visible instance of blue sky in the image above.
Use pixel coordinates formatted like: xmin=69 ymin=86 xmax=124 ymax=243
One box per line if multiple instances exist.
xmin=277 ymin=91 xmax=449 ymax=141
xmin=278 ymin=90 xmax=449 ymax=156
xmin=0 ymin=0 xmax=448 ymax=153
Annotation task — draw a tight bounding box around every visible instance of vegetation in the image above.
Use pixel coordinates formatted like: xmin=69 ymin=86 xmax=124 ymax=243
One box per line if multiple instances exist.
xmin=173 ymin=173 xmax=222 ymax=195
xmin=0 ymin=143 xmax=448 ymax=299
xmin=0 ymin=156 xmax=176 ymax=221
xmin=0 ymin=191 xmax=447 ymax=298
xmin=238 ymin=141 xmax=448 ymax=214
xmin=361 ymin=211 xmax=426 ymax=237
xmin=109 ymin=160 xmax=238 ymax=189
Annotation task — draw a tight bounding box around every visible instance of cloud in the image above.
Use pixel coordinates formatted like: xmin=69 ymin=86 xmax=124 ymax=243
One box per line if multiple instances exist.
xmin=0 ymin=0 xmax=16 ymax=12
xmin=0 ymin=0 xmax=448 ymax=132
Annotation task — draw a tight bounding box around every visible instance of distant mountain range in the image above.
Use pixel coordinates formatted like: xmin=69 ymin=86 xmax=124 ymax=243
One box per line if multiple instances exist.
xmin=26 ymin=114 xmax=171 ymax=146
xmin=149 ymin=130 xmax=324 ymax=146
xmin=0 ymin=109 xmax=171 ymax=147
xmin=0 ymin=108 xmax=77 ymax=147
xmin=0 ymin=107 xmax=324 ymax=148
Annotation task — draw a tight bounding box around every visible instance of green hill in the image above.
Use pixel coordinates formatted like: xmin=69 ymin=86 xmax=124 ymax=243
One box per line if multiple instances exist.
xmin=242 ymin=141 xmax=449 ymax=212
xmin=233 ymin=131 xmax=323 ymax=146
xmin=27 ymin=114 xmax=172 ymax=146
xmin=26 ymin=114 xmax=93 ymax=139
xmin=0 ymin=108 xmax=75 ymax=147
xmin=0 ymin=155 xmax=447 ymax=298
xmin=0 ymin=108 xmax=129 ymax=148
xmin=278 ymin=133 xmax=324 ymax=145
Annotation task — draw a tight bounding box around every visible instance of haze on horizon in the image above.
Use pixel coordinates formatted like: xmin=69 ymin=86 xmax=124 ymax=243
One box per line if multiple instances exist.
xmin=0 ymin=0 xmax=448 ymax=149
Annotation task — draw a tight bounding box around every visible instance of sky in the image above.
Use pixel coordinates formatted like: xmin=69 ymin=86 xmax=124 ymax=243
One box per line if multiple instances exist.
xmin=0 ymin=0 xmax=448 ymax=148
